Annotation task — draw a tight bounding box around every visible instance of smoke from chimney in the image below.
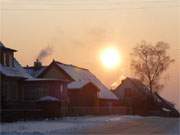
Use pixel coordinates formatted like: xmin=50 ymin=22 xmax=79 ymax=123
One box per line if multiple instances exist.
xmin=37 ymin=46 xmax=53 ymax=61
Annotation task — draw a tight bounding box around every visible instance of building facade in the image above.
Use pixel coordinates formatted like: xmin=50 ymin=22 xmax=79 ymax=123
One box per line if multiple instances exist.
xmin=114 ymin=77 xmax=180 ymax=117
xmin=32 ymin=60 xmax=120 ymax=115
xmin=0 ymin=42 xmax=69 ymax=121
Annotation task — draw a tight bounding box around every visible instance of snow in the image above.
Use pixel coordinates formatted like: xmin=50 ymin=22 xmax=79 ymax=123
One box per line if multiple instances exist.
xmin=0 ymin=43 xmax=32 ymax=79
xmin=25 ymin=78 xmax=65 ymax=82
xmin=37 ymin=96 xmax=60 ymax=102
xmin=56 ymin=62 xmax=118 ymax=100
xmin=0 ymin=41 xmax=4 ymax=47
xmin=24 ymin=67 xmax=46 ymax=77
xmin=1 ymin=120 xmax=75 ymax=134
xmin=162 ymin=108 xmax=171 ymax=112
xmin=1 ymin=116 xmax=178 ymax=135
xmin=0 ymin=115 xmax=141 ymax=135
xmin=0 ymin=59 xmax=32 ymax=79
xmin=67 ymin=80 xmax=89 ymax=89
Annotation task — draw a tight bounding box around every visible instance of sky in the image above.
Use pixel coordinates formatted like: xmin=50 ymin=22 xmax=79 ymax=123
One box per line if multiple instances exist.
xmin=0 ymin=0 xmax=180 ymax=109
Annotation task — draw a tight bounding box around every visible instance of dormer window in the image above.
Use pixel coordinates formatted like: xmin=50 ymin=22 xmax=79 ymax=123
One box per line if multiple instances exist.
xmin=0 ymin=42 xmax=16 ymax=67
xmin=6 ymin=53 xmax=10 ymax=66
xmin=2 ymin=52 xmax=14 ymax=67
xmin=3 ymin=52 xmax=6 ymax=66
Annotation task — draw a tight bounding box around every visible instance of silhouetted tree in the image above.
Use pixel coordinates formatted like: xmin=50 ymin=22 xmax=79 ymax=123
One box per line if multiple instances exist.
xmin=131 ymin=41 xmax=174 ymax=93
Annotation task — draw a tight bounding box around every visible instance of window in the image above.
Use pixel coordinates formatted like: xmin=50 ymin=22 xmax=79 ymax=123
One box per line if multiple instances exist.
xmin=2 ymin=81 xmax=8 ymax=101
xmin=2 ymin=52 xmax=14 ymax=67
xmin=9 ymin=54 xmax=14 ymax=67
xmin=6 ymin=54 xmax=10 ymax=66
xmin=97 ymin=91 xmax=100 ymax=97
xmin=60 ymin=84 xmax=63 ymax=94
xmin=3 ymin=53 xmax=6 ymax=66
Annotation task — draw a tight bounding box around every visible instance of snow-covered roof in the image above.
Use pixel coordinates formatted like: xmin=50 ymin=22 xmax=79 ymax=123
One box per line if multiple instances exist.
xmin=114 ymin=77 xmax=151 ymax=99
xmin=162 ymin=108 xmax=171 ymax=112
xmin=55 ymin=61 xmax=118 ymax=100
xmin=0 ymin=41 xmax=17 ymax=52
xmin=24 ymin=66 xmax=46 ymax=77
xmin=25 ymin=78 xmax=67 ymax=82
xmin=37 ymin=96 xmax=60 ymax=102
xmin=0 ymin=59 xmax=32 ymax=79
xmin=0 ymin=41 xmax=4 ymax=47
xmin=68 ymin=80 xmax=90 ymax=89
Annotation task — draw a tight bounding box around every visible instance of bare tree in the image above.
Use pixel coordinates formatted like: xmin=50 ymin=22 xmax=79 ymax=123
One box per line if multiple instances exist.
xmin=131 ymin=41 xmax=174 ymax=93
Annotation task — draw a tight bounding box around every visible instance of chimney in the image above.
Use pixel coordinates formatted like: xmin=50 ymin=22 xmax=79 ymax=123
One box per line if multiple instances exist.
xmin=34 ymin=59 xmax=42 ymax=70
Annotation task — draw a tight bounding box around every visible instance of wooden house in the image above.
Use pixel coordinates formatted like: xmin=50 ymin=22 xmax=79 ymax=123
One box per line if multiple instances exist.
xmin=67 ymin=81 xmax=100 ymax=115
xmin=113 ymin=77 xmax=180 ymax=117
xmin=23 ymin=78 xmax=69 ymax=117
xmin=0 ymin=42 xmax=32 ymax=107
xmin=0 ymin=42 xmax=69 ymax=121
xmin=0 ymin=42 xmax=33 ymax=121
xmin=31 ymin=60 xmax=119 ymax=115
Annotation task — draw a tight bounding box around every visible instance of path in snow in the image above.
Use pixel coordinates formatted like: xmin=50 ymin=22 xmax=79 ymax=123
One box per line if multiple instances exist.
xmin=1 ymin=115 xmax=179 ymax=135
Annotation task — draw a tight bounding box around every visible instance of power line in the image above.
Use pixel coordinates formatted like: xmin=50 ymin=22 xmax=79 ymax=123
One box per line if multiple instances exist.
xmin=1 ymin=0 xmax=179 ymax=12
xmin=2 ymin=0 xmax=179 ymax=5
xmin=1 ymin=5 xmax=180 ymax=11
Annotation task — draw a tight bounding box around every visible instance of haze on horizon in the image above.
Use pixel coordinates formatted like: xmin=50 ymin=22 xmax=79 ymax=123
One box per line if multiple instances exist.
xmin=0 ymin=0 xmax=179 ymax=109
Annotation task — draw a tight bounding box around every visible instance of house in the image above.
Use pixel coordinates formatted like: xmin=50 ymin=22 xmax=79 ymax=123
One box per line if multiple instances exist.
xmin=67 ymin=80 xmax=100 ymax=115
xmin=24 ymin=59 xmax=46 ymax=78
xmin=26 ymin=60 xmax=119 ymax=115
xmin=113 ymin=77 xmax=180 ymax=117
xmin=23 ymin=78 xmax=69 ymax=117
xmin=0 ymin=42 xmax=32 ymax=121
xmin=0 ymin=42 xmax=32 ymax=107
xmin=0 ymin=42 xmax=69 ymax=121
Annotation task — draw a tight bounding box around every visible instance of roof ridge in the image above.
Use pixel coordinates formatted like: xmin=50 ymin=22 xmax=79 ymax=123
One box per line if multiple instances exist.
xmin=0 ymin=42 xmax=17 ymax=52
xmin=54 ymin=60 xmax=89 ymax=71
xmin=24 ymin=66 xmax=47 ymax=69
xmin=0 ymin=41 xmax=5 ymax=47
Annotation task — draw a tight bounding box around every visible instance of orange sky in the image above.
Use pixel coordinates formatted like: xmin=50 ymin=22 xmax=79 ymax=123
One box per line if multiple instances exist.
xmin=0 ymin=0 xmax=179 ymax=109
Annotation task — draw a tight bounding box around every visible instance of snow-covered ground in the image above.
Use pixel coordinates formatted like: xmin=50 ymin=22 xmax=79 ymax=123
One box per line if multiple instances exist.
xmin=1 ymin=115 xmax=179 ymax=135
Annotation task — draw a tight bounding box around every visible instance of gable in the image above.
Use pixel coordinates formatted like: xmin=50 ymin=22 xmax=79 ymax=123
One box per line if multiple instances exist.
xmin=114 ymin=79 xmax=135 ymax=99
xmin=55 ymin=62 xmax=118 ymax=100
xmin=38 ymin=61 xmax=118 ymax=100
xmin=38 ymin=63 xmax=73 ymax=81
xmin=83 ymin=83 xmax=100 ymax=92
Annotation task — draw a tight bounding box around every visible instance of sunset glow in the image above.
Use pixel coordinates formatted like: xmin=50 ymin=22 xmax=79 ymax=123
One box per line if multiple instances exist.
xmin=1 ymin=0 xmax=179 ymax=111
xmin=100 ymin=47 xmax=121 ymax=69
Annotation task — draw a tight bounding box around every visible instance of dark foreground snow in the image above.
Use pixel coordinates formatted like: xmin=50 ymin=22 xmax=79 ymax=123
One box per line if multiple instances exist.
xmin=1 ymin=115 xmax=179 ymax=135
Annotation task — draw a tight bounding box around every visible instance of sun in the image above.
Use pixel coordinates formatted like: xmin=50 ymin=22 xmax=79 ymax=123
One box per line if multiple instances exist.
xmin=100 ymin=47 xmax=121 ymax=69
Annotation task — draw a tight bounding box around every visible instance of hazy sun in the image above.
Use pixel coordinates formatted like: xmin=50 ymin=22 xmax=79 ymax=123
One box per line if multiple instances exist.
xmin=100 ymin=47 xmax=121 ymax=69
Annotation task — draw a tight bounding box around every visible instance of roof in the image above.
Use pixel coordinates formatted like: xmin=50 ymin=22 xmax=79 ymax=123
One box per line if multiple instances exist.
xmin=53 ymin=61 xmax=118 ymax=100
xmin=0 ymin=58 xmax=32 ymax=79
xmin=0 ymin=41 xmax=4 ymax=47
xmin=127 ymin=77 xmax=150 ymax=94
xmin=114 ymin=77 xmax=150 ymax=96
xmin=37 ymin=96 xmax=60 ymax=102
xmin=0 ymin=41 xmax=17 ymax=52
xmin=68 ymin=80 xmax=90 ymax=89
xmin=25 ymin=78 xmax=68 ymax=82
xmin=114 ymin=77 xmax=179 ymax=113
xmin=154 ymin=92 xmax=175 ymax=109
xmin=24 ymin=66 xmax=46 ymax=77
xmin=0 ymin=42 xmax=31 ymax=78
